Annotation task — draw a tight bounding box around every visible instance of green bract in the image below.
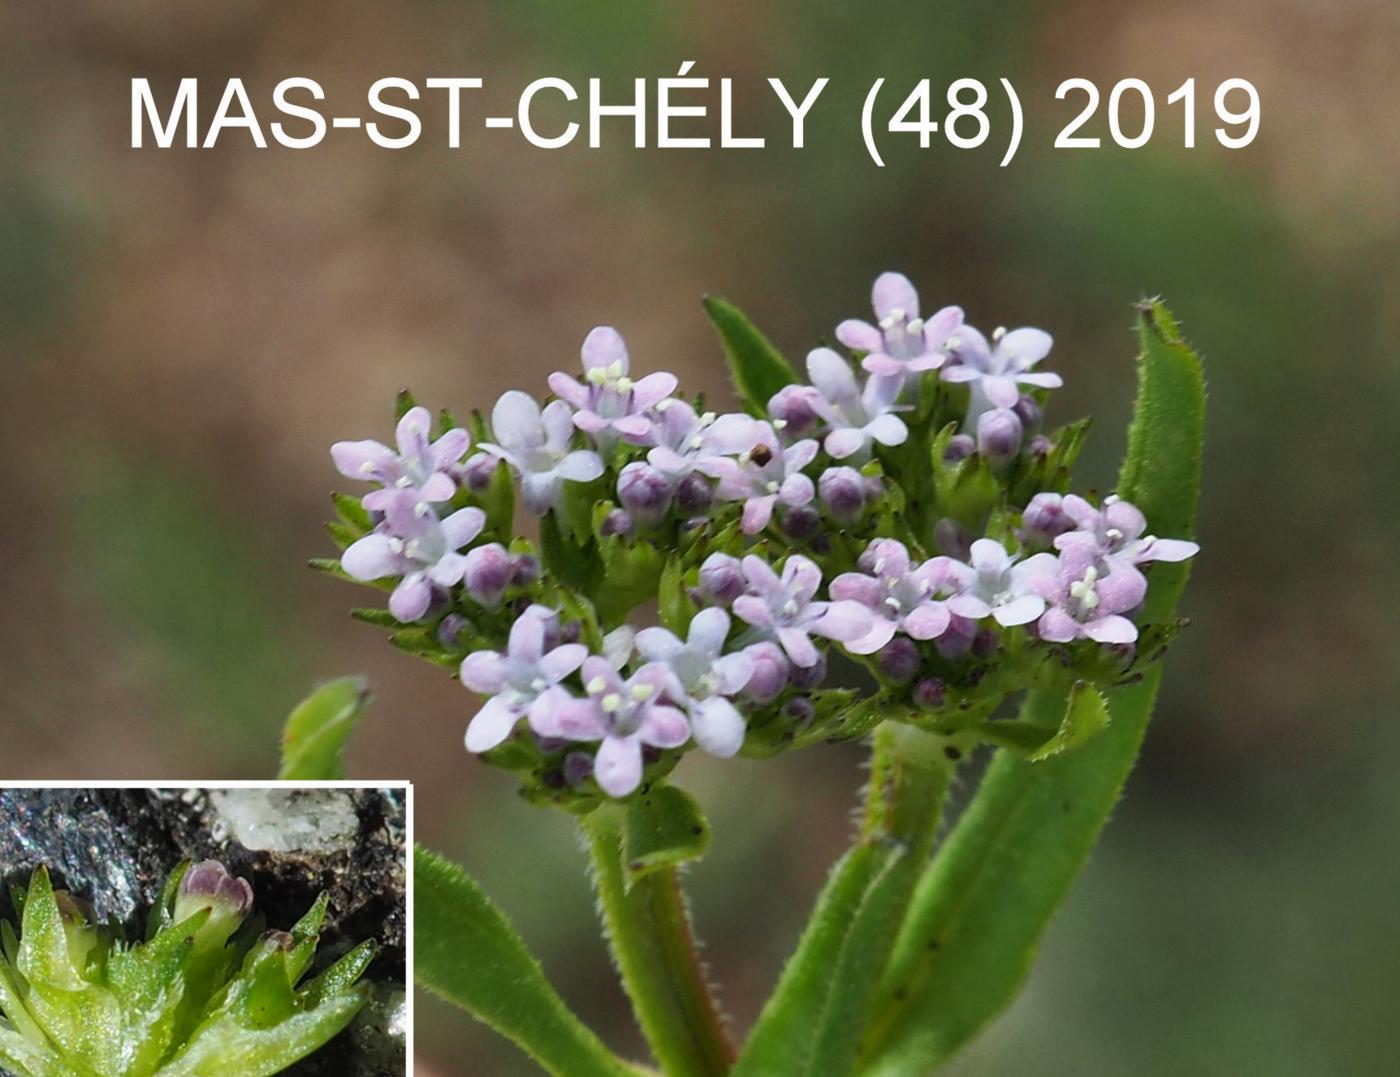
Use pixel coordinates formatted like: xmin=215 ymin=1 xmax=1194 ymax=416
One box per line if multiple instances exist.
xmin=0 ymin=862 xmax=374 ymax=1077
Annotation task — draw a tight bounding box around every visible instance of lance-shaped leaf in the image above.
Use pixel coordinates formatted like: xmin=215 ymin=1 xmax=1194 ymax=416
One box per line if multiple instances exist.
xmin=413 ymin=846 xmax=638 ymax=1077
xmin=972 ymin=681 xmax=1110 ymax=760
xmin=278 ymin=677 xmax=371 ymax=781
xmin=622 ymin=784 xmax=710 ymax=886
xmin=704 ymin=295 xmax=800 ymax=416
xmin=857 ymin=300 xmax=1205 ymax=1074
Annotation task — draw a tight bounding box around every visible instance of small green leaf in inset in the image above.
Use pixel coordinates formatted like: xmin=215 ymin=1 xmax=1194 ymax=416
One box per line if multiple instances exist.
xmin=278 ymin=677 xmax=371 ymax=781
xmin=622 ymin=784 xmax=710 ymax=884
xmin=703 ymin=295 xmax=800 ymax=415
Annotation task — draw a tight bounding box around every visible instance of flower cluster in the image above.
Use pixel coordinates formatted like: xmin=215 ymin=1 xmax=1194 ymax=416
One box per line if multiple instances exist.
xmin=322 ymin=272 xmax=1198 ymax=803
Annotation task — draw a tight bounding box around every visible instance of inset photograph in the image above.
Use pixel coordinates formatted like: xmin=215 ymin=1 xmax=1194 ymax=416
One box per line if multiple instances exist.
xmin=0 ymin=785 xmax=408 ymax=1077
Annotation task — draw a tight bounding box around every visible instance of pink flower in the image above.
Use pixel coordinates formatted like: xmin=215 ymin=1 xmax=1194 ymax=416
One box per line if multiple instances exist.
xmin=835 ymin=271 xmax=962 ymax=378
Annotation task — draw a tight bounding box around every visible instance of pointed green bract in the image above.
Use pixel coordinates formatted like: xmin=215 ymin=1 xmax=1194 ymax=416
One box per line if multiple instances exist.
xmin=704 ymin=295 xmax=801 ymax=415
xmin=413 ymin=845 xmax=638 ymax=1077
xmin=621 ymin=784 xmax=710 ymax=885
xmin=277 ymin=677 xmax=371 ymax=781
xmin=857 ymin=301 xmax=1205 ymax=1074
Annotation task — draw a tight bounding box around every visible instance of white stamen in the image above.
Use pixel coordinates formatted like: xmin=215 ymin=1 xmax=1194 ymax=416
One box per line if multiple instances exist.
xmin=396 ymin=476 xmax=413 ymax=488
xmin=946 ymin=335 xmax=961 ymax=350
xmin=655 ymin=398 xmax=674 ymax=412
xmin=884 ymin=596 xmax=902 ymax=611
xmin=700 ymin=411 xmax=716 ymax=425
xmin=585 ymin=676 xmax=607 ymax=694
xmin=766 ymin=480 xmax=780 ymax=493
xmin=873 ymin=557 xmax=887 ymax=574
xmin=907 ymin=317 xmax=925 ymax=334
xmin=387 ymin=538 xmax=405 ymax=555
xmin=773 ymin=418 xmax=788 ymax=430
xmin=586 ymin=367 xmax=608 ymax=386
xmin=629 ymin=684 xmax=652 ymax=701
xmin=993 ymin=326 xmax=1007 ymax=341
xmin=601 ymin=693 xmax=623 ymax=713
xmin=615 ymin=376 xmax=634 ymax=393
xmin=782 ymin=599 xmax=800 ymax=618
xmin=359 ymin=461 xmax=376 ymax=475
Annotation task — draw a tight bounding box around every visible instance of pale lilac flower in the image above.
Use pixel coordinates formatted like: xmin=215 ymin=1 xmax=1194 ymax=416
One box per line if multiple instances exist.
xmin=767 ymin=385 xmax=821 ymax=439
xmin=479 ymin=390 xmax=605 ymax=516
xmin=945 ymin=538 xmax=1058 ymax=627
xmin=742 ymin=641 xmax=790 ymax=701
xmin=636 ymin=608 xmax=754 ymax=758
xmin=835 ymin=272 xmax=963 ymax=377
xmin=647 ymin=401 xmax=760 ymax=477
xmin=818 ymin=466 xmax=867 ymax=524
xmin=732 ymin=554 xmax=872 ymax=668
xmin=341 ymin=491 xmax=485 ymax=622
xmin=1055 ymin=494 xmax=1200 ymax=567
xmin=698 ymin=552 xmax=745 ymax=605
xmin=831 ymin=539 xmax=955 ymax=655
xmin=548 ymin=326 xmax=678 ymax=448
xmin=546 ymin=658 xmax=691 ymax=797
xmin=942 ymin=324 xmax=1062 ymax=424
xmin=461 ymin=609 xmax=588 ymax=752
xmin=331 ymin=406 xmax=470 ymax=511
xmin=804 ymin=348 xmax=909 ymax=461
xmin=1034 ymin=545 xmax=1147 ymax=644
xmin=707 ymin=423 xmax=818 ymax=534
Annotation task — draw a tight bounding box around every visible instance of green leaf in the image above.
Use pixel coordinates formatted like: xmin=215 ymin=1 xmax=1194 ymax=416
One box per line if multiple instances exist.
xmin=858 ymin=301 xmax=1205 ymax=1074
xmin=414 ymin=846 xmax=638 ymax=1077
xmin=971 ymin=681 xmax=1110 ymax=760
xmin=278 ymin=677 xmax=371 ymax=781
xmin=703 ymin=295 xmax=800 ymax=414
xmin=330 ymin=493 xmax=372 ymax=534
xmin=540 ymin=512 xmax=601 ymax=596
xmin=622 ymin=784 xmax=710 ymax=885
xmin=657 ymin=557 xmax=694 ymax=637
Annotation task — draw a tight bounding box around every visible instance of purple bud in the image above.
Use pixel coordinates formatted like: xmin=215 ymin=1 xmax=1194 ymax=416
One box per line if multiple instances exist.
xmin=877 ymin=638 xmax=921 ymax=683
xmin=175 ymin=860 xmax=254 ymax=941
xmin=510 ymin=554 xmax=541 ymax=587
xmin=976 ymin=408 xmax=1022 ymax=467
xmin=935 ymin=614 xmax=978 ymax=660
xmin=533 ymin=732 xmax=569 ymax=753
xmin=462 ymin=453 xmax=498 ymax=492
xmin=819 ymin=467 xmax=867 ymax=524
xmin=943 ymin=434 xmax=975 ymax=464
xmin=1012 ymin=393 xmax=1042 ymax=432
xmin=563 ymin=751 xmax=594 ymax=787
xmin=437 ymin=613 xmax=471 ymax=648
xmin=743 ymin=641 xmax=790 ymax=701
xmin=674 ymin=472 xmax=714 ymax=514
xmin=790 ymin=650 xmax=827 ymax=690
xmin=617 ymin=462 xmax=672 ymax=526
xmin=698 ymin=552 xmax=744 ymax=605
xmin=1021 ymin=492 xmax=1072 ymax=547
xmin=863 ymin=475 xmax=885 ymax=501
xmin=1028 ymin=435 xmax=1053 ymax=457
xmin=784 ymin=696 xmax=816 ymax=725
xmin=914 ymin=677 xmax=945 ymax=709
xmin=463 ymin=543 xmax=513 ymax=608
xmin=934 ymin=518 xmax=973 ymax=561
xmin=600 ymin=509 xmax=634 ymax=537
xmin=782 ymin=504 xmax=821 ymax=539
xmin=768 ymin=385 xmax=819 ymax=438
xmin=557 ymin=620 xmax=582 ymax=646
xmin=972 ymin=628 xmax=999 ymax=659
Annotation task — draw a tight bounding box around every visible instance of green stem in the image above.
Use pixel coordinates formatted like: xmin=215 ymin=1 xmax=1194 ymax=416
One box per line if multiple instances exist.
xmin=583 ymin=810 xmax=734 ymax=1077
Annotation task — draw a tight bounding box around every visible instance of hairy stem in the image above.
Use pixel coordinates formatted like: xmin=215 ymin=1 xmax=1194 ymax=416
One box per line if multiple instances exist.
xmin=583 ymin=810 xmax=734 ymax=1077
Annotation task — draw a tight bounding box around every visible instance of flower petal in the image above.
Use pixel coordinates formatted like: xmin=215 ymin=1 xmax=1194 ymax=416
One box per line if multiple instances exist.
xmin=630 ymin=372 xmax=678 ymax=411
xmin=712 ymin=652 xmax=754 ymax=695
xmin=830 ymin=572 xmax=882 ymax=607
xmin=640 ymin=706 xmax=691 ymax=749
xmin=1084 ymin=614 xmax=1138 ymax=644
xmin=999 ymin=327 xmax=1052 ymax=367
xmin=635 ymin=626 xmax=684 ymax=662
xmin=538 ymin=643 xmax=588 ymax=683
xmin=902 ymin=603 xmax=951 ymax=640
xmin=547 ymin=372 xmax=590 ymax=410
xmin=982 ymin=375 xmax=1021 ymax=408
xmin=687 ymin=607 xmax=731 ymax=656
xmin=441 ymin=506 xmax=486 ymax=549
xmin=777 ymin=626 xmax=820 ymax=668
xmin=582 ymin=326 xmax=628 ymax=373
xmin=783 ymin=555 xmax=824 ymax=605
xmin=691 ymin=697 xmax=746 ymax=758
xmin=741 ymin=494 xmax=777 ymax=534
xmin=464 ymin=695 xmax=521 ymax=753
xmin=460 ymin=651 xmax=510 ymax=694
xmin=595 ymin=735 xmax=643 ymax=797
xmin=732 ymin=594 xmax=774 ymax=629
xmin=331 ymin=439 xmax=395 ymax=482
xmin=845 ymin=617 xmax=896 ymax=655
xmin=491 ymin=391 xmax=545 ymax=453
xmin=807 ymin=347 xmax=860 ymax=404
xmin=1037 ymin=607 xmax=1079 ymax=642
xmin=837 ymin=319 xmax=883 ymax=353
xmin=1139 ymin=537 xmax=1199 ymax=563
xmin=872 ymin=271 xmax=919 ymax=321
xmin=992 ymin=593 xmax=1045 ymax=627
xmin=865 ymin=413 xmax=908 ymax=447
xmin=824 ymin=427 xmax=866 ymax=459
xmin=341 ymin=534 xmax=401 ymax=581
xmin=389 ymin=574 xmax=433 ymax=622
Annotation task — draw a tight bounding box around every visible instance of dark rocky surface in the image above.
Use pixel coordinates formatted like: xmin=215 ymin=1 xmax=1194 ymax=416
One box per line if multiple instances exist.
xmin=0 ymin=787 xmax=406 ymax=1077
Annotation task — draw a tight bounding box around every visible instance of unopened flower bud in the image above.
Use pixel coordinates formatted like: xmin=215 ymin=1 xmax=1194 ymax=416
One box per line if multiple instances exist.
xmin=934 ymin=518 xmax=973 ymax=561
xmin=790 ymin=650 xmax=827 ymax=690
xmin=977 ymin=408 xmax=1022 ymax=467
xmin=1021 ymin=492 xmax=1072 ymax=547
xmin=510 ymin=554 xmax=540 ymax=587
xmin=784 ymin=697 xmax=816 ymax=725
xmin=819 ymin=467 xmax=866 ymax=524
xmin=600 ymin=508 xmax=634 ymax=537
xmin=878 ymin=638 xmax=921 ymax=683
xmin=943 ymin=434 xmax=975 ymax=464
xmin=972 ymin=628 xmax=999 ymax=659
xmin=461 ymin=453 xmax=498 ymax=492
xmin=768 ymin=385 xmax=819 ymax=437
xmin=437 ymin=613 xmax=471 ymax=648
xmin=175 ymin=860 xmax=254 ymax=943
xmin=464 ymin=543 xmax=513 ymax=608
xmin=782 ymin=504 xmax=821 ymax=539
xmin=698 ymin=552 xmax=744 ymax=605
xmin=617 ymin=462 xmax=672 ymax=526
xmin=1012 ymin=393 xmax=1042 ymax=432
xmin=935 ymin=614 xmax=977 ymax=660
xmin=674 ymin=472 xmax=714 ymax=514
xmin=1027 ymin=435 xmax=1052 ymax=457
xmin=914 ymin=677 xmax=946 ymax=709
xmin=863 ymin=475 xmax=885 ymax=501
xmin=563 ymin=751 xmax=594 ymax=787
xmin=557 ymin=620 xmax=582 ymax=645
xmin=743 ymin=641 xmax=790 ymax=702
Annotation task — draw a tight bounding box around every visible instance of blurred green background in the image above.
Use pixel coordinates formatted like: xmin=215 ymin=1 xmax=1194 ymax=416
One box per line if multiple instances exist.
xmin=2 ymin=2 xmax=1398 ymax=1074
